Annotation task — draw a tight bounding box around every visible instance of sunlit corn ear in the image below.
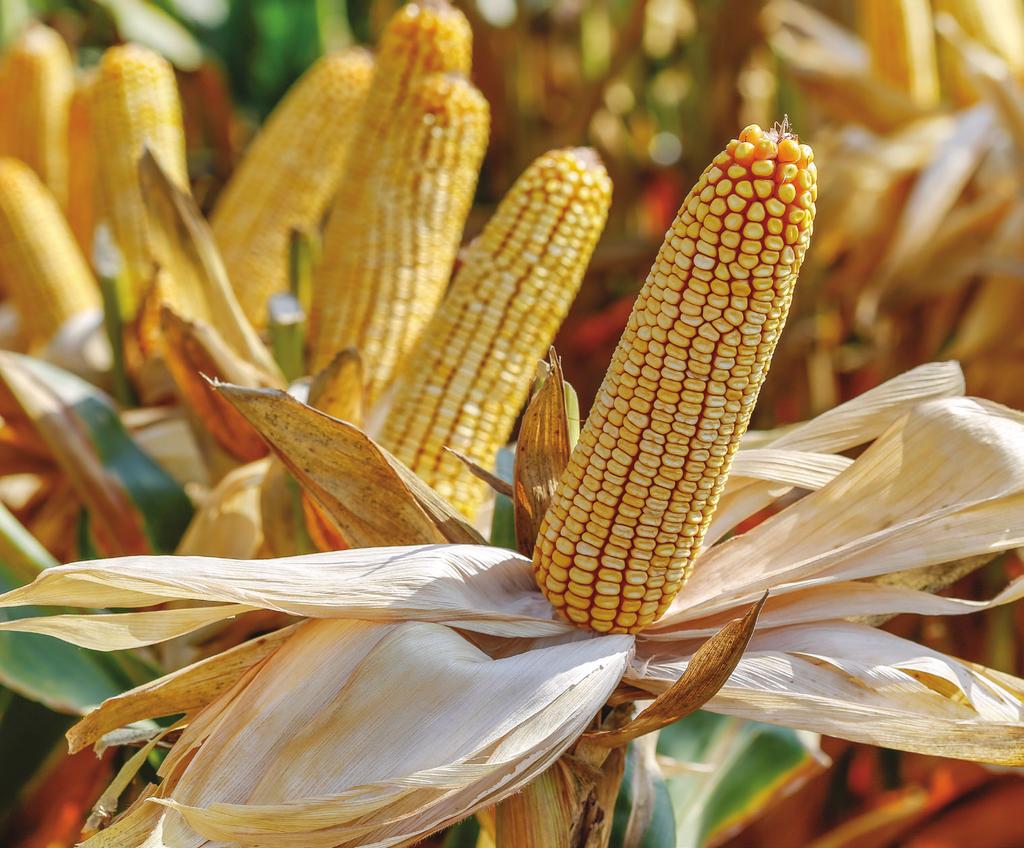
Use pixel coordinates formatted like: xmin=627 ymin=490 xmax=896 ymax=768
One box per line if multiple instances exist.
xmin=0 ymin=24 xmax=73 ymax=205
xmin=211 ymin=49 xmax=374 ymax=329
xmin=309 ymin=72 xmax=489 ymax=396
xmin=859 ymin=0 xmax=940 ymax=109
xmin=93 ymin=43 xmax=188 ymax=318
xmin=308 ymin=0 xmax=479 ymax=392
xmin=0 ymin=158 xmax=100 ymax=346
xmin=380 ymin=149 xmax=611 ymax=520
xmin=66 ymin=69 xmax=99 ymax=255
xmin=533 ymin=123 xmax=817 ymax=634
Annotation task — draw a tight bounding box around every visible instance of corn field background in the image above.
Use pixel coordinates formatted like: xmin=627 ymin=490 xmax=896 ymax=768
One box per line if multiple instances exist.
xmin=0 ymin=0 xmax=1023 ymax=846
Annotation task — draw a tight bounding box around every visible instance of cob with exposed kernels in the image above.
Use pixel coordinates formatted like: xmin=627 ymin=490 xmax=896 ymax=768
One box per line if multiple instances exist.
xmin=533 ymin=124 xmax=816 ymax=634
xmin=0 ymin=24 xmax=73 ymax=205
xmin=309 ymin=71 xmax=489 ymax=396
xmin=211 ymin=49 xmax=375 ymax=328
xmin=0 ymin=158 xmax=100 ymax=345
xmin=93 ymin=44 xmax=188 ymax=317
xmin=66 ymin=70 xmax=98 ymax=255
xmin=859 ymin=0 xmax=940 ymax=108
xmin=308 ymin=0 xmax=475 ymax=386
xmin=381 ymin=148 xmax=612 ymax=519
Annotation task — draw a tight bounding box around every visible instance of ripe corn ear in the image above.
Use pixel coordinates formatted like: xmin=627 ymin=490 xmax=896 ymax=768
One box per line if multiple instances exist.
xmin=309 ymin=72 xmax=489 ymax=398
xmin=0 ymin=158 xmax=100 ymax=344
xmin=533 ymin=124 xmax=816 ymax=633
xmin=211 ymin=49 xmax=374 ymax=328
xmin=308 ymin=0 xmax=474 ymax=388
xmin=381 ymin=149 xmax=612 ymax=518
xmin=0 ymin=24 xmax=73 ymax=205
xmin=859 ymin=0 xmax=940 ymax=108
xmin=67 ymin=70 xmax=98 ymax=255
xmin=93 ymin=44 xmax=188 ymax=317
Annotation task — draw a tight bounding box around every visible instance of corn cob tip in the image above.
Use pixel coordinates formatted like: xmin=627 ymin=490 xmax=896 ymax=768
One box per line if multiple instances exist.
xmin=532 ymin=126 xmax=816 ymax=634
xmin=380 ymin=0 xmax=473 ymax=76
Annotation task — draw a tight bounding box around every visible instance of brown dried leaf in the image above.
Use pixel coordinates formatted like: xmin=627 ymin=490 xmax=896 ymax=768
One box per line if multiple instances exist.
xmin=514 ymin=350 xmax=572 ymax=556
xmin=138 ymin=148 xmax=282 ymax=378
xmin=582 ymin=593 xmax=766 ymax=748
xmin=0 ymin=352 xmax=151 ymax=556
xmin=214 ymin=382 xmax=484 ymax=547
xmin=161 ymin=307 xmax=278 ymax=463
xmin=308 ymin=347 xmax=364 ymax=426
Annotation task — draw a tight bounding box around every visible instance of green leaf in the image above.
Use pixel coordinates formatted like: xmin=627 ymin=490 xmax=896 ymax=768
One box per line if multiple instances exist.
xmin=0 ymin=498 xmax=155 ymax=714
xmin=610 ymin=741 xmax=676 ymax=848
xmin=0 ymin=691 xmax=72 ymax=822
xmin=442 ymin=817 xmax=481 ymax=848
xmin=0 ymin=355 xmax=193 ymax=555
xmin=658 ymin=711 xmax=826 ymax=848
xmin=92 ymin=0 xmax=205 ymax=70
xmin=489 ymin=446 xmax=516 ymax=549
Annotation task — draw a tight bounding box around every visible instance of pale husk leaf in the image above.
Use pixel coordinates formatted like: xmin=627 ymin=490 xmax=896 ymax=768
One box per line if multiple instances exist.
xmin=0 ymin=544 xmax=569 ymax=637
xmin=93 ymin=619 xmax=632 ymax=847
xmin=633 ymin=622 xmax=1024 ymax=765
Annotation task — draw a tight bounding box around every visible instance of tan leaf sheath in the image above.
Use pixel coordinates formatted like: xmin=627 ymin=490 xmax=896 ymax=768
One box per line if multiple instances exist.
xmin=533 ymin=124 xmax=817 ymax=634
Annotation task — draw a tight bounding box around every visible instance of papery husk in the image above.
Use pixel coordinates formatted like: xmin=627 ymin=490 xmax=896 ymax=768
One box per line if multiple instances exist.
xmin=215 ymin=382 xmax=484 ymax=547
xmin=85 ymin=619 xmax=633 ymax=848
xmin=137 ymin=149 xmax=281 ymax=377
xmin=160 ymin=308 xmax=279 ymax=465
xmin=513 ymin=350 xmax=571 ymax=557
xmin=176 ymin=458 xmax=267 ymax=558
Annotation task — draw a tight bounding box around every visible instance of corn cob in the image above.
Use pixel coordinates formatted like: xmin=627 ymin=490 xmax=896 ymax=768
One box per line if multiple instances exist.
xmin=380 ymin=149 xmax=611 ymax=518
xmin=309 ymin=71 xmax=489 ymax=397
xmin=211 ymin=49 xmax=375 ymax=328
xmin=66 ymin=70 xmax=98 ymax=255
xmin=93 ymin=44 xmax=188 ymax=317
xmin=533 ymin=124 xmax=816 ymax=633
xmin=308 ymin=0 xmax=475 ymax=385
xmin=859 ymin=0 xmax=940 ymax=108
xmin=0 ymin=158 xmax=100 ymax=344
xmin=0 ymin=24 xmax=73 ymax=205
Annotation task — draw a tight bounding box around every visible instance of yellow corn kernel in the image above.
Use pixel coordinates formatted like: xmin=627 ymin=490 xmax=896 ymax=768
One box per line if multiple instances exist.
xmin=308 ymin=0 xmax=474 ymax=388
xmin=93 ymin=44 xmax=188 ymax=317
xmin=533 ymin=123 xmax=816 ymax=634
xmin=66 ymin=69 xmax=98 ymax=255
xmin=381 ymin=149 xmax=612 ymax=518
xmin=0 ymin=24 xmax=73 ymax=205
xmin=859 ymin=0 xmax=940 ymax=108
xmin=211 ymin=49 xmax=374 ymax=328
xmin=309 ymin=72 xmax=489 ymax=399
xmin=0 ymin=158 xmax=100 ymax=344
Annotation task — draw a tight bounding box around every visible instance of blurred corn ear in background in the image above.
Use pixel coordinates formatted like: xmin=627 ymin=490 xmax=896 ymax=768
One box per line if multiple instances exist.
xmin=309 ymin=71 xmax=489 ymax=397
xmin=0 ymin=23 xmax=73 ymax=205
xmin=935 ymin=0 xmax=1024 ymax=103
xmin=93 ymin=43 xmax=188 ymax=318
xmin=66 ymin=68 xmax=98 ymax=255
xmin=534 ymin=125 xmax=817 ymax=633
xmin=212 ymin=48 xmax=375 ymax=329
xmin=381 ymin=148 xmax=612 ymax=519
xmin=309 ymin=0 xmax=478 ymax=388
xmin=0 ymin=158 xmax=100 ymax=346
xmin=859 ymin=0 xmax=941 ymax=108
